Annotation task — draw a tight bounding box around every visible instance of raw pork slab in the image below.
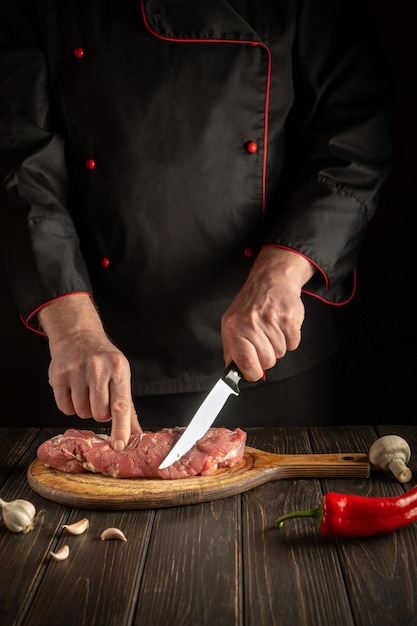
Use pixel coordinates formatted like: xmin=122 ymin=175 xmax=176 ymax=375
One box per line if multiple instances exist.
xmin=37 ymin=427 xmax=247 ymax=480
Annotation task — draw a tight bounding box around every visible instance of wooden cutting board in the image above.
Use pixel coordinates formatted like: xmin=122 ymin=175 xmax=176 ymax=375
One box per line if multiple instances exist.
xmin=27 ymin=447 xmax=370 ymax=509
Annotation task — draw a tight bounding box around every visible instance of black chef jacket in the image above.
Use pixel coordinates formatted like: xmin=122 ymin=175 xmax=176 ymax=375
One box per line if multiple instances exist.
xmin=0 ymin=0 xmax=393 ymax=395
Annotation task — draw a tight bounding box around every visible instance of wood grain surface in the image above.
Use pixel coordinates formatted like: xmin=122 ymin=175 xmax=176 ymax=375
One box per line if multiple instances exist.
xmin=3 ymin=425 xmax=417 ymax=626
xmin=27 ymin=447 xmax=370 ymax=509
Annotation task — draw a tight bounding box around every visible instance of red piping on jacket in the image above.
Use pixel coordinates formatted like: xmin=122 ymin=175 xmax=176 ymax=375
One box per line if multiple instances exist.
xmin=23 ymin=292 xmax=93 ymax=336
xmin=262 ymin=243 xmax=357 ymax=306
xmin=140 ymin=0 xmax=271 ymax=218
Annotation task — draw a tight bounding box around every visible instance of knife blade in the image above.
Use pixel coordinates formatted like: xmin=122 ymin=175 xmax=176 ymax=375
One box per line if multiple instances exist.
xmin=158 ymin=361 xmax=242 ymax=469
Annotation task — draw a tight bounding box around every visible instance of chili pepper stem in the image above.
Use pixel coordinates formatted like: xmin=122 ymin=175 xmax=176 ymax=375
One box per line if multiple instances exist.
xmin=275 ymin=507 xmax=322 ymax=529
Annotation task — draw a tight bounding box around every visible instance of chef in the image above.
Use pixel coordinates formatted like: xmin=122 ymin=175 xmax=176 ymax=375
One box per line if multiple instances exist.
xmin=0 ymin=0 xmax=393 ymax=449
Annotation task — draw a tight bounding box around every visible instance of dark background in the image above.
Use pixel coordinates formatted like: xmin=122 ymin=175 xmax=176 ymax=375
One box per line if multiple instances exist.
xmin=1 ymin=1 xmax=415 ymax=427
xmin=332 ymin=0 xmax=416 ymax=424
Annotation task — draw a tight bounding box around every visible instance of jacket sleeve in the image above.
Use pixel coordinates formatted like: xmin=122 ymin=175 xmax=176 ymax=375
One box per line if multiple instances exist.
xmin=0 ymin=0 xmax=92 ymax=330
xmin=263 ymin=0 xmax=394 ymax=304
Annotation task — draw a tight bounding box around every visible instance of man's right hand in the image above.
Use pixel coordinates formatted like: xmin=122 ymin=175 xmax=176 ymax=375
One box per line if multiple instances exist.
xmin=38 ymin=293 xmax=142 ymax=450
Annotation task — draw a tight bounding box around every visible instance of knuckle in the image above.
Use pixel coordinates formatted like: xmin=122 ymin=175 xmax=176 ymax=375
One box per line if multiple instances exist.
xmin=237 ymin=355 xmax=263 ymax=382
xmin=93 ymin=407 xmax=111 ymax=421
xmin=263 ymin=354 xmax=277 ymax=370
xmin=49 ymin=361 xmax=82 ymax=385
xmin=286 ymin=336 xmax=301 ymax=352
xmin=72 ymin=404 xmax=92 ymax=419
xmin=86 ymin=354 xmax=104 ymax=377
xmin=109 ymin=353 xmax=130 ymax=381
xmin=263 ymin=307 xmax=279 ymax=327
xmin=58 ymin=402 xmax=75 ymax=416
xmin=238 ymin=354 xmax=256 ymax=371
xmin=93 ymin=413 xmax=112 ymax=423
xmin=110 ymin=397 xmax=130 ymax=415
xmin=274 ymin=344 xmax=286 ymax=359
xmin=221 ymin=317 xmax=236 ymax=337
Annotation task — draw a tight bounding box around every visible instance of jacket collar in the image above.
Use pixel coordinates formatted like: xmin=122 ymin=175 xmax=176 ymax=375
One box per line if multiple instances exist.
xmin=142 ymin=0 xmax=261 ymax=42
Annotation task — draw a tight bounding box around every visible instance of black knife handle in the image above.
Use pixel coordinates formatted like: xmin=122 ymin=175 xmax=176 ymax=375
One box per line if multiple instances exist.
xmin=222 ymin=361 xmax=242 ymax=394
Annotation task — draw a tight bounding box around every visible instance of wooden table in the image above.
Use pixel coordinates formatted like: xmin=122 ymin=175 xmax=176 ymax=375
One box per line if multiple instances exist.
xmin=1 ymin=425 xmax=416 ymax=626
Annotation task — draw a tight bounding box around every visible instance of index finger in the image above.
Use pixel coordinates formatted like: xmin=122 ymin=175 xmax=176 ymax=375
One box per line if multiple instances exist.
xmin=109 ymin=381 xmax=134 ymax=451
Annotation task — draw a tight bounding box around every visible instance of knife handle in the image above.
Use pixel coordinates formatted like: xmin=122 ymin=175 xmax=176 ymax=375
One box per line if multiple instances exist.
xmin=222 ymin=361 xmax=242 ymax=394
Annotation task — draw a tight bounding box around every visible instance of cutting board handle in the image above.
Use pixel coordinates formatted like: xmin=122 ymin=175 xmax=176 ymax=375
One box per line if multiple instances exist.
xmin=250 ymin=448 xmax=370 ymax=479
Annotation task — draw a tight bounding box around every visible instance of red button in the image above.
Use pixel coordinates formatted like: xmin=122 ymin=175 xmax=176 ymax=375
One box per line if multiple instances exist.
xmin=85 ymin=159 xmax=96 ymax=170
xmin=244 ymin=247 xmax=254 ymax=258
xmin=246 ymin=141 xmax=258 ymax=154
xmin=100 ymin=257 xmax=110 ymax=268
xmin=74 ymin=47 xmax=84 ymax=59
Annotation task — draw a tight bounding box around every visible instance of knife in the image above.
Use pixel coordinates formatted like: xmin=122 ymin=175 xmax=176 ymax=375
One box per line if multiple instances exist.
xmin=158 ymin=361 xmax=242 ymax=469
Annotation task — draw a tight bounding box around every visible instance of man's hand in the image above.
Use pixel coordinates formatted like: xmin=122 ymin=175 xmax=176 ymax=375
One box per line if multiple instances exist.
xmin=221 ymin=246 xmax=316 ymax=382
xmin=38 ymin=294 xmax=142 ymax=450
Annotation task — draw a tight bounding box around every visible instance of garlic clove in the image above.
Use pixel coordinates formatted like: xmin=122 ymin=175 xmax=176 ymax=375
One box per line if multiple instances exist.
xmin=63 ymin=517 xmax=90 ymax=535
xmin=0 ymin=497 xmax=36 ymax=533
xmin=50 ymin=545 xmax=70 ymax=561
xmin=100 ymin=527 xmax=127 ymax=542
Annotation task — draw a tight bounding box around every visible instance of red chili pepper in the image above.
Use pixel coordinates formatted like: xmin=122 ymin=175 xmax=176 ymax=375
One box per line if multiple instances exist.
xmin=275 ymin=485 xmax=417 ymax=538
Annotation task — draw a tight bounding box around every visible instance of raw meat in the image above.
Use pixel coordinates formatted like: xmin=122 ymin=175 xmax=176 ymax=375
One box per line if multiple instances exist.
xmin=37 ymin=427 xmax=247 ymax=480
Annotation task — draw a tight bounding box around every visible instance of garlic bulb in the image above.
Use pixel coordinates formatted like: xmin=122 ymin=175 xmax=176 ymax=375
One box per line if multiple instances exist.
xmin=0 ymin=497 xmax=36 ymax=533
